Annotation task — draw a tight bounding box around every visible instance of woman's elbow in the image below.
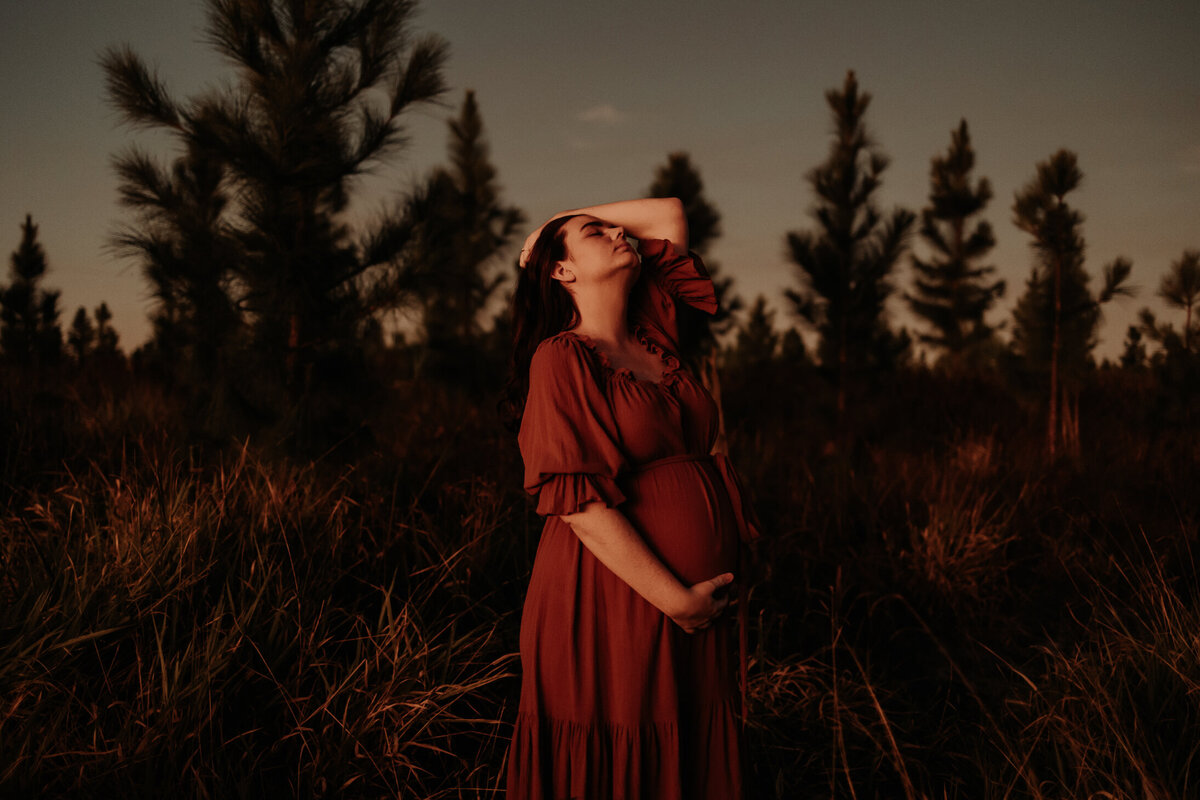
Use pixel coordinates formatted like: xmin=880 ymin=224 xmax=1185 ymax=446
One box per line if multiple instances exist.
xmin=660 ymin=196 xmax=684 ymax=218
xmin=657 ymin=197 xmax=688 ymax=252
xmin=560 ymin=501 xmax=610 ymax=538
xmin=662 ymin=196 xmax=686 ymax=230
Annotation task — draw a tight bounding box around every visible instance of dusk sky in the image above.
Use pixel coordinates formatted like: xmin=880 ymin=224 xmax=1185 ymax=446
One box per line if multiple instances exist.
xmin=2 ymin=0 xmax=1197 ymax=360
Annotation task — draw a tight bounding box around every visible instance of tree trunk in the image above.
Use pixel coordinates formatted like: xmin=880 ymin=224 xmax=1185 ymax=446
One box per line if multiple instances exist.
xmin=1048 ymin=257 xmax=1062 ymax=460
xmin=287 ymin=312 xmax=301 ymax=388
xmin=1070 ymin=389 xmax=1079 ymax=458
xmin=837 ymin=317 xmax=847 ymax=426
xmin=1187 ymin=302 xmax=1193 ymax=352
xmin=1060 ymin=384 xmax=1079 ymax=459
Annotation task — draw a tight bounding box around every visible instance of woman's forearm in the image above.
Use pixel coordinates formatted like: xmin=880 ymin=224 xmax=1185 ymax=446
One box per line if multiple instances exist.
xmin=519 ymin=197 xmax=689 ymax=267
xmin=551 ymin=197 xmax=688 ymax=254
xmin=560 ymin=502 xmax=691 ymax=617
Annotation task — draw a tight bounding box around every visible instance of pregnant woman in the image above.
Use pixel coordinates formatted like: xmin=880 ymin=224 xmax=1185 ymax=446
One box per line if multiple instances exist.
xmin=503 ymin=197 xmax=761 ymax=799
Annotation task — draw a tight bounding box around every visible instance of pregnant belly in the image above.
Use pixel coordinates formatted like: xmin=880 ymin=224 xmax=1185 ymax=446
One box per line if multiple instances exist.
xmin=618 ymin=457 xmax=741 ymax=586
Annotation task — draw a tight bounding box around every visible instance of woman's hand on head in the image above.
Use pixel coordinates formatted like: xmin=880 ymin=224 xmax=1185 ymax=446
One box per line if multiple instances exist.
xmin=519 ymin=223 xmax=546 ymax=268
xmin=668 ymin=572 xmax=734 ymax=634
xmin=519 ymin=211 xmax=571 ymax=267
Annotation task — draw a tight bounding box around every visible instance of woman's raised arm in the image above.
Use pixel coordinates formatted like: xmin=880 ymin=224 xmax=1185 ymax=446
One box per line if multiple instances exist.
xmin=520 ymin=197 xmax=688 ymax=266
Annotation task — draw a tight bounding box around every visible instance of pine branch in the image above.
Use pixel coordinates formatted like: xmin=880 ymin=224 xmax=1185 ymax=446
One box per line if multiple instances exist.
xmin=390 ymin=35 xmax=449 ymax=115
xmin=100 ymin=45 xmax=181 ymax=131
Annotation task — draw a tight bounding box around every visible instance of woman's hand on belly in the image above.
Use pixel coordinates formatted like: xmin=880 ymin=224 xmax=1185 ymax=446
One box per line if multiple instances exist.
xmin=560 ymin=502 xmax=734 ymax=633
xmin=668 ymin=572 xmax=734 ymax=634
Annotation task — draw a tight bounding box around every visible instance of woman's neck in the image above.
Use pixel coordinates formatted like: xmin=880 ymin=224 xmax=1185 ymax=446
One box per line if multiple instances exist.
xmin=568 ymin=282 xmax=636 ymax=347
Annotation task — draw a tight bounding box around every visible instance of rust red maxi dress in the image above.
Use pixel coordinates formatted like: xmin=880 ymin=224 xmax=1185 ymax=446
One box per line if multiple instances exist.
xmin=507 ymin=239 xmax=762 ymax=799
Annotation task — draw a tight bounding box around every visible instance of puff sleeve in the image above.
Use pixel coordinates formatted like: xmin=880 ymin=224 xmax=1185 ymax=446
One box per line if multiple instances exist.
xmin=629 ymin=238 xmax=719 ymax=353
xmin=518 ymin=334 xmax=629 ymax=516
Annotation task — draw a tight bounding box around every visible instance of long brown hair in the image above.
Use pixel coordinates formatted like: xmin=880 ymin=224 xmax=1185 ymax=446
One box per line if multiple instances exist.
xmin=499 ymin=215 xmax=581 ymax=431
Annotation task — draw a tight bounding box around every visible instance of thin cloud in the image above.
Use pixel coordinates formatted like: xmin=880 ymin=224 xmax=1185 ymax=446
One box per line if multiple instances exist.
xmin=576 ymin=104 xmax=627 ymax=125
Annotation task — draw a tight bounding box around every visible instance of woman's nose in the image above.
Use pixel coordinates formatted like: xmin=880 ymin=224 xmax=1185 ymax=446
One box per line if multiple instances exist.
xmin=608 ymin=225 xmax=625 ymax=240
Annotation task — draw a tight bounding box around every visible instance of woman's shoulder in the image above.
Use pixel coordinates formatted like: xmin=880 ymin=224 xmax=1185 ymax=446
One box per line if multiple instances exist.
xmin=527 ymin=332 xmax=612 ymax=401
xmin=534 ymin=330 xmax=589 ymax=358
xmin=530 ymin=331 xmax=601 ymax=376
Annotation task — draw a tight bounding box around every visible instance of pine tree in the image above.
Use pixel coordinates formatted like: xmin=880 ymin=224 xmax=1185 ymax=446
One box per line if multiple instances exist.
xmin=1 ymin=215 xmax=63 ymax=366
xmin=68 ymin=306 xmax=96 ymax=363
xmin=1119 ymin=324 xmax=1146 ymax=370
xmin=651 ymin=153 xmax=721 ymax=251
xmin=784 ymin=70 xmax=915 ymax=417
xmin=94 ymin=302 xmax=120 ymax=356
xmin=102 ymin=0 xmax=448 ymax=448
xmin=0 ymin=282 xmax=34 ymax=362
xmin=779 ymin=328 xmax=809 ymax=366
xmin=37 ymin=290 xmax=63 ymax=365
xmin=1135 ymin=307 xmax=1199 ymax=426
xmin=402 ymin=90 xmax=523 ymax=391
xmin=1011 ymin=150 xmax=1132 ymax=457
xmin=906 ymin=120 xmax=1003 ymax=367
xmin=415 ymin=90 xmax=524 ymax=347
xmin=2 ymin=216 xmax=47 ymax=361
xmin=110 ymin=144 xmax=242 ymax=400
xmin=1159 ymin=249 xmax=1200 ymax=352
xmin=732 ymin=295 xmax=779 ymax=369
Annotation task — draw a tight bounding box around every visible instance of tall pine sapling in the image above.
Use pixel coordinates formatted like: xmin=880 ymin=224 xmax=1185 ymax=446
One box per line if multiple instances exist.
xmin=1012 ymin=150 xmax=1132 ymax=457
xmin=785 ymin=70 xmax=915 ymax=419
xmin=1159 ymin=249 xmax=1200 ymax=352
xmin=414 ymin=90 xmax=524 ymax=347
xmin=906 ymin=120 xmax=1003 ymax=368
xmin=1 ymin=215 xmax=63 ymax=366
xmin=68 ymin=307 xmax=96 ymax=364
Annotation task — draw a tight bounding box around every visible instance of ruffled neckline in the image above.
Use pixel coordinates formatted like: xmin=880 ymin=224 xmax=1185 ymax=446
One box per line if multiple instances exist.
xmin=562 ymin=325 xmax=682 ymax=387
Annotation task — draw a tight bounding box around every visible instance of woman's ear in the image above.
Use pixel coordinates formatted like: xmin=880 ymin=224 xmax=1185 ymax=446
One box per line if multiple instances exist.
xmin=550 ymin=261 xmax=575 ymax=284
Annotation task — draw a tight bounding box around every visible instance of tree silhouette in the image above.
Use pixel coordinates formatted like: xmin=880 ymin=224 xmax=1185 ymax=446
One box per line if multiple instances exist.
xmin=1012 ymin=150 xmax=1132 ymax=457
xmin=1119 ymin=324 xmax=1146 ymax=370
xmin=906 ymin=120 xmax=1004 ymax=368
xmin=1135 ymin=306 xmax=1199 ymax=426
xmin=102 ymin=0 xmax=447 ymax=449
xmin=784 ymin=70 xmax=915 ymax=419
xmin=731 ymin=295 xmax=779 ymax=369
xmin=411 ymin=89 xmax=524 ymax=376
xmin=89 ymin=302 xmax=125 ymax=372
xmin=1 ymin=215 xmax=63 ymax=366
xmin=1159 ymin=249 xmax=1200 ymax=352
xmin=779 ymin=328 xmax=808 ymax=367
xmin=110 ymin=142 xmax=241 ymax=403
xmin=68 ymin=307 xmax=96 ymax=364
xmin=647 ymin=153 xmax=721 ymax=248
xmin=94 ymin=303 xmax=117 ymax=354
xmin=37 ymin=291 xmax=64 ymax=366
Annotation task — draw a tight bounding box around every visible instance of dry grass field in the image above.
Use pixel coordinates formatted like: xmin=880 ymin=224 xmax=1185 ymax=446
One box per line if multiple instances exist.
xmin=2 ymin=361 xmax=1198 ymax=798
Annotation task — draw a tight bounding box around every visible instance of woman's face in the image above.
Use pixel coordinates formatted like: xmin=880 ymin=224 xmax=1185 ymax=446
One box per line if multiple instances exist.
xmin=552 ymin=215 xmax=640 ymax=288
